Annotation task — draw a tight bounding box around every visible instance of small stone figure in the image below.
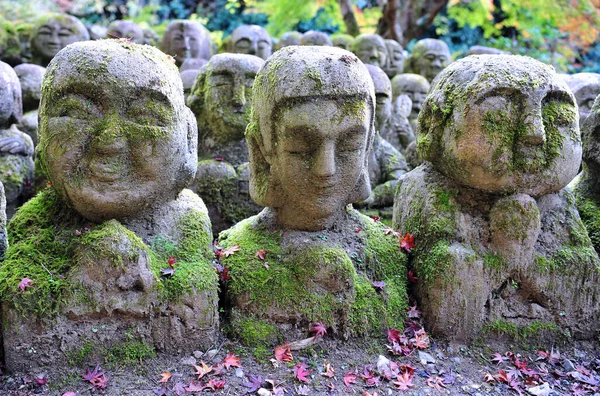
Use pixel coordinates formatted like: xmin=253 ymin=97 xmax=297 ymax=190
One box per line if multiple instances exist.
xmin=331 ymin=33 xmax=354 ymax=50
xmin=180 ymin=57 xmax=207 ymax=72
xmin=391 ymin=73 xmax=430 ymax=132
xmin=143 ymin=27 xmax=160 ymax=47
xmin=276 ymin=31 xmax=302 ymax=49
xmin=0 ymin=61 xmax=34 ymax=217
xmin=300 ymin=30 xmax=332 ymax=46
xmin=351 ymin=33 xmax=387 ymax=69
xmin=403 ymin=38 xmax=451 ymax=82
xmin=106 ymin=20 xmax=145 ymax=44
xmin=162 ymin=20 xmax=212 ymax=67
xmin=0 ymin=40 xmax=218 ymax=371
xmin=15 ymin=23 xmax=34 ymax=64
xmin=14 ymin=63 xmax=45 ymax=146
xmin=560 ymin=73 xmax=600 ymax=121
xmin=229 ymin=25 xmax=272 ymax=60
xmin=384 ymin=39 xmax=405 ymax=79
xmin=87 ymin=24 xmax=107 ymax=41
xmin=393 ymin=55 xmax=599 ymax=342
xmin=187 ymin=54 xmax=264 ymax=233
xmin=467 ymin=45 xmax=509 ymax=56
xmin=573 ymin=95 xmax=600 ymax=253
xmin=180 ymin=69 xmax=199 ymax=104
xmin=0 ymin=19 xmax=23 ymax=66
xmin=217 ymin=46 xmax=408 ymax=344
xmin=361 ymin=64 xmax=408 ymax=209
xmin=30 ymin=13 xmax=90 ymax=67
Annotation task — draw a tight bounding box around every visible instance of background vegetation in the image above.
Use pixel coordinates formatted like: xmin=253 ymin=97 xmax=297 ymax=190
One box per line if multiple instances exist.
xmin=1 ymin=0 xmax=599 ymax=72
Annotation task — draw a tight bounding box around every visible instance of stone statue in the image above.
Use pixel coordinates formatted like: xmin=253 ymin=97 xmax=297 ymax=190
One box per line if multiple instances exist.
xmin=393 ymin=55 xmax=599 ymax=342
xmin=361 ymin=64 xmax=408 ymax=210
xmin=384 ymin=39 xmax=405 ymax=79
xmin=87 ymin=24 xmax=107 ymax=41
xmin=300 ymin=30 xmax=332 ymax=46
xmin=30 ymin=13 xmax=90 ymax=67
xmin=14 ymin=63 xmax=45 ymax=146
xmin=106 ymin=20 xmax=145 ymax=44
xmin=217 ymin=46 xmax=408 ymax=344
xmin=0 ymin=40 xmax=218 ymax=371
xmin=404 ymin=38 xmax=451 ymax=82
xmin=180 ymin=69 xmax=199 ymax=104
xmin=15 ymin=22 xmax=33 ymax=64
xmin=560 ymin=73 xmax=600 ymax=121
xmin=276 ymin=31 xmax=302 ymax=49
xmin=467 ymin=45 xmax=509 ymax=56
xmin=331 ymin=33 xmax=354 ymax=50
xmin=162 ymin=20 xmax=212 ymax=67
xmin=351 ymin=34 xmax=387 ymax=69
xmin=180 ymin=57 xmax=207 ymax=72
xmin=573 ymin=95 xmax=600 ymax=254
xmin=143 ymin=27 xmax=160 ymax=47
xmin=229 ymin=25 xmax=272 ymax=60
xmin=0 ymin=19 xmax=23 ymax=66
xmin=187 ymin=54 xmax=264 ymax=233
xmin=391 ymin=73 xmax=430 ymax=132
xmin=0 ymin=61 xmax=34 ymax=217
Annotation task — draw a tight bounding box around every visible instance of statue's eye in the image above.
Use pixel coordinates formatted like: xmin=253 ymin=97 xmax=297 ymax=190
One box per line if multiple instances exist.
xmin=542 ymin=100 xmax=577 ymax=127
xmin=55 ymin=95 xmax=99 ymax=118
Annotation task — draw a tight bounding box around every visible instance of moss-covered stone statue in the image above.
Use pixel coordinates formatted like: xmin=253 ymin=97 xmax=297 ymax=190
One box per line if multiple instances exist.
xmin=30 ymin=13 xmax=90 ymax=67
xmin=0 ymin=61 xmax=34 ymax=218
xmin=560 ymin=73 xmax=600 ymax=121
xmin=143 ymin=26 xmax=160 ymax=47
xmin=106 ymin=20 xmax=145 ymax=44
xmin=573 ymin=95 xmax=600 ymax=255
xmin=229 ymin=25 xmax=272 ymax=60
xmin=15 ymin=22 xmax=34 ymax=64
xmin=403 ymin=38 xmax=451 ymax=83
xmin=351 ymin=34 xmax=387 ymax=69
xmin=331 ymin=33 xmax=354 ymax=51
xmin=384 ymin=39 xmax=405 ymax=79
xmin=361 ymin=65 xmax=408 ymax=210
xmin=187 ymin=53 xmax=264 ymax=234
xmin=391 ymin=73 xmax=430 ymax=133
xmin=0 ymin=40 xmax=218 ymax=371
xmin=392 ymin=55 xmax=600 ymax=342
xmin=0 ymin=18 xmax=23 ymax=66
xmin=300 ymin=30 xmax=332 ymax=46
xmin=162 ymin=20 xmax=212 ymax=67
xmin=276 ymin=31 xmax=302 ymax=49
xmin=217 ymin=46 xmax=408 ymax=344
xmin=14 ymin=63 xmax=45 ymax=146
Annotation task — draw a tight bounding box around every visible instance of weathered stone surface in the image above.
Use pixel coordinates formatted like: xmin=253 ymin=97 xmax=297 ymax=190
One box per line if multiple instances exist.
xmin=384 ymin=39 xmax=405 ymax=79
xmin=351 ymin=34 xmax=387 ymax=69
xmin=180 ymin=57 xmax=207 ymax=72
xmin=162 ymin=20 xmax=212 ymax=67
xmin=14 ymin=63 xmax=45 ymax=146
xmin=0 ymin=41 xmax=218 ymax=371
xmin=276 ymin=31 xmax=301 ymax=49
xmin=87 ymin=24 xmax=107 ymax=40
xmin=331 ymin=34 xmax=354 ymax=51
xmin=404 ymin=39 xmax=451 ymax=82
xmin=467 ymin=45 xmax=510 ymax=56
xmin=106 ymin=20 xmax=145 ymax=44
xmin=30 ymin=13 xmax=89 ymax=67
xmin=560 ymin=73 xmax=600 ymax=121
xmin=393 ymin=55 xmax=599 ymax=342
xmin=229 ymin=25 xmax=272 ymax=60
xmin=391 ymin=73 xmax=430 ymax=132
xmin=0 ymin=20 xmax=22 ymax=66
xmin=300 ymin=30 xmax=332 ymax=46
xmin=219 ymin=46 xmax=408 ymax=343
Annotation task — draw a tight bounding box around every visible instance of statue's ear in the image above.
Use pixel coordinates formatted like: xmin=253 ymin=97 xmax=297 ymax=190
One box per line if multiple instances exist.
xmin=9 ymin=82 xmax=23 ymax=125
xmin=186 ymin=68 xmax=207 ymax=118
xmin=181 ymin=107 xmax=199 ymax=184
xmin=347 ymin=122 xmax=374 ymax=204
xmin=247 ymin=123 xmax=284 ymax=207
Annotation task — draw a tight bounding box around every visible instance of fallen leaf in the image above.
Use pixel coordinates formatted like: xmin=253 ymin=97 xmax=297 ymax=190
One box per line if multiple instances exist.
xmin=393 ymin=371 xmax=414 ymax=391
xmin=407 ymin=270 xmax=418 ymax=283
xmin=400 ymin=233 xmax=415 ymax=253
xmin=492 ymin=352 xmax=507 ymax=365
xmin=158 ymin=371 xmax=172 ymax=383
xmin=82 ymin=364 xmax=107 ymax=390
xmin=222 ymin=245 xmax=241 ymax=257
xmin=167 ymin=256 xmax=177 ymax=266
xmin=293 ymin=362 xmax=312 ymax=383
xmin=361 ymin=366 xmax=381 ymax=387
xmin=171 ymin=382 xmax=186 ymax=395
xmin=371 ymin=281 xmax=386 ymax=291
xmin=343 ymin=371 xmax=358 ymax=389
xmin=184 ymin=381 xmax=203 ymax=392
xmin=242 ymin=374 xmax=264 ymax=393
xmin=18 ymin=277 xmax=33 ymax=292
xmin=160 ymin=267 xmax=175 ymax=277
xmin=192 ymin=361 xmax=212 ymax=379
xmin=355 ymin=227 xmax=361 ymax=232
xmin=321 ymin=361 xmax=335 ymax=378
xmin=255 ymin=249 xmax=269 ymax=260
xmin=274 ymin=343 xmax=293 ymax=362
xmin=295 ymin=384 xmax=310 ymax=395
xmin=407 ymin=305 xmax=421 ymax=318
xmin=426 ymin=376 xmax=447 ymax=392
xmin=203 ymin=378 xmax=226 ymax=392
xmin=309 ymin=322 xmax=327 ymax=339
xmin=484 ymin=371 xmax=495 ymax=382
xmin=223 ymin=352 xmax=241 ymax=370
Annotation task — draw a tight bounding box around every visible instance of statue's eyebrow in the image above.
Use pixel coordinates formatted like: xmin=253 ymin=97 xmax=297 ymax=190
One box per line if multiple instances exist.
xmin=543 ymin=89 xmax=575 ymax=105
xmin=474 ymin=86 xmax=523 ymax=105
xmin=53 ymin=82 xmax=104 ymax=102
xmin=134 ymin=87 xmax=173 ymax=106
xmin=209 ymin=69 xmax=232 ymax=78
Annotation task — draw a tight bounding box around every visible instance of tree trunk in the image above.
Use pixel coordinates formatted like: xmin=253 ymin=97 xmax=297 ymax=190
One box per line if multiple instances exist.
xmin=378 ymin=0 xmax=449 ymax=45
xmin=338 ymin=0 xmax=361 ymax=36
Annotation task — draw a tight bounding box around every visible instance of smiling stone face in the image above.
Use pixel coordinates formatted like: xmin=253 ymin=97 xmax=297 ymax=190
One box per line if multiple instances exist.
xmin=384 ymin=39 xmax=405 ymax=78
xmin=418 ymin=55 xmax=581 ymax=196
xmin=404 ymin=39 xmax=451 ymax=82
xmin=229 ymin=25 xmax=272 ymax=60
xmin=38 ymin=40 xmax=198 ymax=222
xmin=351 ymin=34 xmax=387 ymax=69
xmin=162 ymin=20 xmax=212 ymax=66
xmin=30 ymin=13 xmax=89 ymax=67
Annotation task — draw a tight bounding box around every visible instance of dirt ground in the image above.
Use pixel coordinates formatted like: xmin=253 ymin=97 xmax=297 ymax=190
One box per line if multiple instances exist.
xmin=1 ymin=329 xmax=598 ymax=396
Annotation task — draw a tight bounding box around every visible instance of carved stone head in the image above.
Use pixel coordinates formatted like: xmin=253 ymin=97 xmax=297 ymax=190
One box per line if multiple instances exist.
xmin=106 ymin=20 xmax=145 ymax=44
xmin=384 ymin=39 xmax=405 ymax=78
xmin=187 ymin=54 xmax=264 ymax=146
xmin=404 ymin=38 xmax=451 ymax=82
xmin=366 ymin=64 xmax=392 ymax=133
xmin=14 ymin=63 xmax=45 ymax=113
xmin=561 ymin=73 xmax=600 ymax=121
xmin=300 ymin=31 xmax=332 ymax=46
xmin=0 ymin=60 xmax=22 ymax=127
xmin=331 ymin=34 xmax=354 ymax=51
xmin=247 ymin=46 xmax=375 ymax=230
xmin=143 ymin=27 xmax=160 ymax=47
xmin=162 ymin=20 xmax=212 ymax=66
xmin=391 ymin=73 xmax=430 ymax=121
xmin=30 ymin=13 xmax=89 ymax=67
xmin=38 ymin=40 xmax=198 ymax=222
xmin=581 ymin=95 xmax=600 ymax=170
xmin=418 ymin=55 xmax=581 ymax=196
xmin=277 ymin=31 xmax=302 ymax=49
xmin=351 ymin=34 xmax=387 ymax=69
xmin=229 ymin=25 xmax=272 ymax=60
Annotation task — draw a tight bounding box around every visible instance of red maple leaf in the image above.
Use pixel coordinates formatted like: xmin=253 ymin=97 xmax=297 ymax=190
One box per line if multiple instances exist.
xmin=82 ymin=364 xmax=107 ymax=390
xmin=361 ymin=366 xmax=380 ymax=387
xmin=412 ymin=330 xmax=430 ymax=349
xmin=387 ymin=328 xmax=402 ymax=343
xmin=18 ymin=277 xmax=33 ymax=292
xmin=222 ymin=245 xmax=240 ymax=257
xmin=343 ymin=371 xmax=357 ymax=389
xmin=184 ymin=380 xmax=203 ymax=392
xmin=426 ymin=376 xmax=447 ymax=392
xmin=484 ymin=371 xmax=496 ymax=382
xmin=407 ymin=270 xmax=418 ymax=283
xmin=514 ymin=356 xmax=528 ymax=370
xmin=192 ymin=361 xmax=212 ymax=379
xmin=309 ymin=322 xmax=327 ymax=339
xmin=293 ymin=362 xmax=312 ymax=383
xmin=223 ymin=352 xmax=241 ymax=370
xmin=492 ymin=352 xmax=507 ymax=365
xmin=167 ymin=256 xmax=176 ymax=267
xmin=203 ymin=378 xmax=226 ymax=392
xmin=494 ymin=368 xmax=511 ymax=384
xmin=274 ymin=343 xmax=293 ymax=362
xmin=400 ymin=233 xmax=415 ymax=252
xmin=255 ymin=249 xmax=268 ymax=260
xmin=158 ymin=371 xmax=172 ymax=383
xmin=355 ymin=227 xmax=361 ymax=232
xmin=371 ymin=215 xmax=380 ymax=221
xmin=393 ymin=371 xmax=414 ymax=391
xmin=407 ymin=305 xmax=421 ymax=318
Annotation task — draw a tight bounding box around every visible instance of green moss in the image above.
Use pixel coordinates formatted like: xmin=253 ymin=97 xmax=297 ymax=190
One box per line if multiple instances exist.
xmin=482 ymin=319 xmax=562 ymax=341
xmin=349 ymin=275 xmax=386 ymax=335
xmin=576 ymin=196 xmax=600 ymax=252
xmin=420 ymin=240 xmax=453 ymax=282
xmin=547 ymin=245 xmax=598 ymax=274
xmin=105 ymin=333 xmax=156 ymax=366
xmin=65 ymin=341 xmax=94 ymax=366
xmin=483 ymin=253 xmax=505 ymax=270
xmin=234 ymin=317 xmax=278 ymax=347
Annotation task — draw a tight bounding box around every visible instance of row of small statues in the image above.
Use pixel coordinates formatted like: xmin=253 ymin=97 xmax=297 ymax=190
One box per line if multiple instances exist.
xmin=0 ymin=22 xmax=598 ymax=372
